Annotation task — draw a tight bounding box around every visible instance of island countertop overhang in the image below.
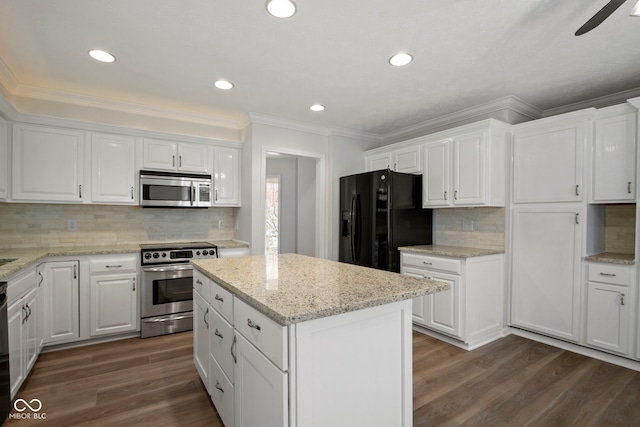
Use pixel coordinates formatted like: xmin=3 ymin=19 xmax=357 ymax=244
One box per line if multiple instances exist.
xmin=191 ymin=253 xmax=449 ymax=326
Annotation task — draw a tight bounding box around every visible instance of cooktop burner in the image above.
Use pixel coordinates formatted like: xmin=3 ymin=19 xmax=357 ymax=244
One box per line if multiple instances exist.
xmin=140 ymin=242 xmax=218 ymax=265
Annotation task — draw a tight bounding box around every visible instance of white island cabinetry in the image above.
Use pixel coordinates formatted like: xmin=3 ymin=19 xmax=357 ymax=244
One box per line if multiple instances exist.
xmin=192 ymin=254 xmax=446 ymax=427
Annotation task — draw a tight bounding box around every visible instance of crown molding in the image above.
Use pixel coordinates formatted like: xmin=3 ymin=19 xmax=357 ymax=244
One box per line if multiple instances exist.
xmin=249 ymin=112 xmax=331 ymax=137
xmin=380 ymin=95 xmax=543 ymax=144
xmin=542 ymin=87 xmax=640 ymax=118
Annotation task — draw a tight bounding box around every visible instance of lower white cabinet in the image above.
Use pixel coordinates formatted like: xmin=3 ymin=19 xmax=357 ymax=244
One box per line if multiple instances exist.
xmin=193 ymin=288 xmax=211 ymax=393
xmin=7 ymin=267 xmax=41 ymax=399
xmin=585 ymin=263 xmax=634 ymax=356
xmin=89 ymin=256 xmax=138 ymax=336
xmin=41 ymin=261 xmax=80 ymax=344
xmin=401 ymin=251 xmax=504 ymax=349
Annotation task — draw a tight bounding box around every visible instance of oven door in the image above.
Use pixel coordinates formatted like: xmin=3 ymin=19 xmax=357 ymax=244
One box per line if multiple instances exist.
xmin=141 ymin=263 xmax=194 ymax=318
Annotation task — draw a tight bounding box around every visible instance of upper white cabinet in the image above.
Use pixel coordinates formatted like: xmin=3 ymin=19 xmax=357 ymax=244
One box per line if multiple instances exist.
xmin=510 ymin=207 xmax=583 ymax=343
xmin=142 ymin=138 xmax=209 ymax=173
xmin=12 ymin=123 xmax=86 ymax=202
xmin=422 ymin=122 xmax=507 ymax=208
xmin=213 ymin=146 xmax=241 ymax=206
xmin=591 ymin=104 xmax=637 ymax=203
xmin=365 ymin=144 xmax=422 ymax=173
xmin=0 ymin=120 xmax=8 ymax=199
xmin=512 ymin=110 xmax=592 ymax=204
xmin=91 ymin=132 xmax=136 ymax=204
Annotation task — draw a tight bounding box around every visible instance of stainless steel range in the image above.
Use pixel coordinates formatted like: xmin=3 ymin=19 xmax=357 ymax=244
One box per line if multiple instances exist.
xmin=140 ymin=242 xmax=218 ymax=338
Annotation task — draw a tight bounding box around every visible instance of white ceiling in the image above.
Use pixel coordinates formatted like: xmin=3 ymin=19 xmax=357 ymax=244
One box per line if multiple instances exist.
xmin=1 ymin=0 xmax=640 ymax=137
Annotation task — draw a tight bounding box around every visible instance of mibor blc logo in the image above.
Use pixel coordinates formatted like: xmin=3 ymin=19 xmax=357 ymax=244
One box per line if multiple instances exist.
xmin=8 ymin=398 xmax=47 ymax=420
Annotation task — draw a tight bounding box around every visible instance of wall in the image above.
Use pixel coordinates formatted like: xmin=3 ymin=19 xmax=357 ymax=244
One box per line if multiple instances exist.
xmin=297 ymin=156 xmax=316 ymax=257
xmin=0 ymin=203 xmax=234 ymax=249
xmin=433 ymin=207 xmax=505 ymax=251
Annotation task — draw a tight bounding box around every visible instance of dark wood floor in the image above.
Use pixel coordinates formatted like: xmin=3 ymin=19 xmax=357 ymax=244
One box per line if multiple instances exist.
xmin=5 ymin=331 xmax=640 ymax=426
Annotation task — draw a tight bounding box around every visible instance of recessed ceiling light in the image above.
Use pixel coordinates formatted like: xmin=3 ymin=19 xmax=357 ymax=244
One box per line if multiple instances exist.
xmin=214 ymin=80 xmax=234 ymax=90
xmin=88 ymin=49 xmax=116 ymax=63
xmin=310 ymin=104 xmax=325 ymax=112
xmin=389 ymin=53 xmax=413 ymax=67
xmin=266 ymin=0 xmax=297 ymax=18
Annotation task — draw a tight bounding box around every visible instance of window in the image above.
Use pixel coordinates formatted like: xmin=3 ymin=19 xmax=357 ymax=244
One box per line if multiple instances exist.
xmin=265 ymin=175 xmax=280 ymax=254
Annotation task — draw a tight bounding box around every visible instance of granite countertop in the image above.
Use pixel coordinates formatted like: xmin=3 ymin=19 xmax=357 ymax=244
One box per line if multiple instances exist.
xmin=398 ymin=244 xmax=505 ymax=258
xmin=584 ymin=252 xmax=635 ymax=265
xmin=192 ymin=253 xmax=449 ymax=326
xmin=0 ymin=240 xmax=249 ymax=281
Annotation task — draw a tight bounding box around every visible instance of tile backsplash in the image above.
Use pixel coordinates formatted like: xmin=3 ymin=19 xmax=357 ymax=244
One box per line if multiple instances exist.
xmin=604 ymin=204 xmax=636 ymax=255
xmin=434 ymin=207 xmax=505 ymax=251
xmin=0 ymin=203 xmax=234 ymax=249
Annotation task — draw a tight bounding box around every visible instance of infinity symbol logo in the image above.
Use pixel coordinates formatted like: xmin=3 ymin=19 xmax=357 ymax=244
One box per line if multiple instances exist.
xmin=14 ymin=398 xmax=42 ymax=412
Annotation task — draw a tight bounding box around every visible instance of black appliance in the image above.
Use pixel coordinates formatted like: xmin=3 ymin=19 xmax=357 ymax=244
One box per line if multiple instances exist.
xmin=0 ymin=282 xmax=9 ymax=421
xmin=339 ymin=169 xmax=433 ymax=273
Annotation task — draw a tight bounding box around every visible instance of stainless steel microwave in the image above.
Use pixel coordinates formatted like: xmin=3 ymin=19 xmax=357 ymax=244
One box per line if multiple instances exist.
xmin=139 ymin=170 xmax=212 ymax=208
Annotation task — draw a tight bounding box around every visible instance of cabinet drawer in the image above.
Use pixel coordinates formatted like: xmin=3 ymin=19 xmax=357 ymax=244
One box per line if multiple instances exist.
xmin=234 ymin=298 xmax=288 ymax=371
xmin=193 ymin=270 xmax=210 ymax=303
xmin=210 ymin=355 xmax=234 ymax=427
xmin=401 ymin=252 xmax=461 ymax=274
xmin=210 ymin=308 xmax=234 ymax=383
xmin=89 ymin=257 xmax=136 ymax=274
xmin=588 ymin=263 xmax=631 ymax=286
xmin=7 ymin=267 xmax=36 ymax=303
xmin=210 ymin=281 xmax=233 ymax=323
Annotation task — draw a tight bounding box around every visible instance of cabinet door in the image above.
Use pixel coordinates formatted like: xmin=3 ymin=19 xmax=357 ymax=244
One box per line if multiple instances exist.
xmin=586 ymin=282 xmax=629 ymax=355
xmin=12 ymin=124 xmax=85 ymax=202
xmin=142 ymin=138 xmax=178 ymax=171
xmin=394 ymin=145 xmax=422 ymax=173
xmin=8 ymin=299 xmax=24 ymax=398
xmin=424 ymin=272 xmax=461 ymax=339
xmin=365 ymin=152 xmax=391 ymax=172
xmin=23 ymin=288 xmax=39 ymax=373
xmin=234 ymin=332 xmax=288 ymax=427
xmin=178 ymin=142 xmax=209 ymax=173
xmin=513 ymin=120 xmax=584 ymax=203
xmin=454 ymin=132 xmax=485 ymax=206
xmin=402 ymin=270 xmax=428 ymax=325
xmin=593 ymin=111 xmax=637 ymax=202
xmin=511 ymin=208 xmax=582 ymax=342
xmin=423 ymin=140 xmax=451 ymax=207
xmin=0 ymin=121 xmax=8 ymax=199
xmin=91 ymin=133 xmax=136 ymax=204
xmin=41 ymin=261 xmax=80 ymax=344
xmin=193 ymin=290 xmax=210 ymax=393
xmin=90 ymin=274 xmax=137 ymax=336
xmin=213 ymin=146 xmax=241 ymax=206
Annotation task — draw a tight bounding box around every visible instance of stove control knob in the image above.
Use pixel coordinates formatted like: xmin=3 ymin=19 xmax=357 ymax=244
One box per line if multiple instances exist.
xmin=196 ymin=251 xmax=201 ymax=256
xmin=144 ymin=253 xmax=152 ymax=259
xmin=161 ymin=253 xmax=167 ymax=258
xmin=152 ymin=253 xmax=159 ymax=259
xmin=203 ymin=250 xmax=209 ymax=256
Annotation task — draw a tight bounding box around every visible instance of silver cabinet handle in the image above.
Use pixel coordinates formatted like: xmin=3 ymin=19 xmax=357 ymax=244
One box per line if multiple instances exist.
xmin=599 ymin=272 xmax=616 ymax=277
xmin=204 ymin=307 xmax=209 ymax=329
xmin=231 ymin=335 xmax=237 ymax=364
xmin=196 ymin=279 xmax=203 ymax=286
xmin=454 ymin=190 xmax=458 ymax=200
xmin=22 ymin=305 xmax=27 ymax=324
xmin=79 ymin=184 xmax=82 ymax=199
xmin=575 ymin=184 xmax=580 ymax=196
xmin=105 ymin=265 xmax=122 ymax=269
xmin=172 ymin=155 xmax=175 ymax=167
xmin=38 ymin=271 xmax=43 ymax=287
xmin=214 ymin=294 xmax=224 ymax=302
xmin=621 ymin=293 xmax=626 ymax=306
xmin=423 ymin=261 xmax=432 ymax=266
xmin=131 ymin=186 xmax=134 ymax=199
xmin=215 ymin=380 xmax=224 ymax=393
xmin=628 ymin=181 xmax=632 ymax=194
xmin=73 ymin=264 xmax=77 ymax=279
xmin=247 ymin=318 xmax=262 ymax=331
xmin=214 ymin=329 xmax=223 ymax=339
xmin=215 ymin=189 xmax=218 ymax=202
xmin=179 ymin=155 xmax=182 ymax=167
xmin=132 ymin=277 xmax=136 ymax=291
xmin=575 ymin=213 xmax=580 ymax=225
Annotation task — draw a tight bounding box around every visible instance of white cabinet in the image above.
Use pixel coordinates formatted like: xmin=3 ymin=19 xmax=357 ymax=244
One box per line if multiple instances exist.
xmin=213 ymin=146 xmax=241 ymax=206
xmin=91 ymin=132 xmax=136 ymax=204
xmin=89 ymin=256 xmax=138 ymax=336
xmin=422 ymin=123 xmax=506 ymax=208
xmin=512 ymin=111 xmax=591 ymax=203
xmin=511 ymin=207 xmax=583 ymax=342
xmin=12 ymin=123 xmax=86 ymax=202
xmin=142 ymin=138 xmax=209 ymax=173
xmin=193 ymin=286 xmax=211 ymax=394
xmin=585 ymin=263 xmax=634 ymax=356
xmin=591 ymin=105 xmax=637 ymax=203
xmin=41 ymin=261 xmax=80 ymax=344
xmin=365 ymin=145 xmax=422 ymax=173
xmin=7 ymin=267 xmax=40 ymax=399
xmin=401 ymin=251 xmax=504 ymax=349
xmin=0 ymin=120 xmax=8 ymax=199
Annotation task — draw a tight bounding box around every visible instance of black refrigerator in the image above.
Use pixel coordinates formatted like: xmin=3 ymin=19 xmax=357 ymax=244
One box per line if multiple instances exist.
xmin=339 ymin=169 xmax=433 ymax=273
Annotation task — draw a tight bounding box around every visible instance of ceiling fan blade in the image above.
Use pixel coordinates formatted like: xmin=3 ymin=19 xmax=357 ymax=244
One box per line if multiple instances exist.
xmin=575 ymin=0 xmax=628 ymax=36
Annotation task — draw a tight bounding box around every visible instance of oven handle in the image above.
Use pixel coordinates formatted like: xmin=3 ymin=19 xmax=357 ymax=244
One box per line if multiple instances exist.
xmin=142 ymin=313 xmax=194 ymax=323
xmin=142 ymin=264 xmax=193 ymax=273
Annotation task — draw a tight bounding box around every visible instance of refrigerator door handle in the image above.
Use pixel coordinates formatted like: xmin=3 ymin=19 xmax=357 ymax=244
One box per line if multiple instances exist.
xmin=350 ymin=194 xmax=356 ymax=262
xmin=354 ymin=194 xmax=362 ymax=262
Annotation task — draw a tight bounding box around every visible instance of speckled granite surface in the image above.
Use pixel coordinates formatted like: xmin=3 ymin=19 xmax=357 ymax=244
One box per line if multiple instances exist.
xmin=192 ymin=254 xmax=449 ymax=326
xmin=398 ymin=245 xmax=504 ymax=258
xmin=0 ymin=240 xmax=249 ymax=281
xmin=584 ymin=252 xmax=635 ymax=265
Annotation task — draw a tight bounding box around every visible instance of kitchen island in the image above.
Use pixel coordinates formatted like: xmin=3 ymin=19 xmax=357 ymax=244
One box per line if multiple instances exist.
xmin=191 ymin=253 xmax=448 ymax=427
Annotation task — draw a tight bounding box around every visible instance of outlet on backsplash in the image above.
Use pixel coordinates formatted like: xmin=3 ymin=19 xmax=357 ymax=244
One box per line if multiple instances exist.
xmin=67 ymin=219 xmax=77 ymax=232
